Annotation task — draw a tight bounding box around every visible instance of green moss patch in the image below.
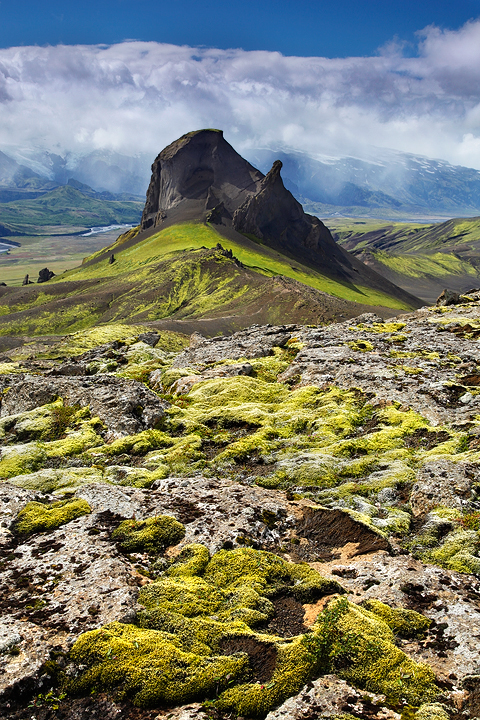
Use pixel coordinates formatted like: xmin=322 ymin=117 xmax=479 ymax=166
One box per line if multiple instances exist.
xmin=64 ymin=547 xmax=437 ymax=714
xmin=13 ymin=498 xmax=91 ymax=535
xmin=362 ymin=599 xmax=431 ymax=638
xmin=112 ymin=515 xmax=186 ymax=554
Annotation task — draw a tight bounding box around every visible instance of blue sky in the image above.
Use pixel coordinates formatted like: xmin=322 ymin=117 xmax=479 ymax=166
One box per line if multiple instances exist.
xmin=1 ymin=2 xmax=480 ymax=170
xmin=1 ymin=0 xmax=480 ymax=56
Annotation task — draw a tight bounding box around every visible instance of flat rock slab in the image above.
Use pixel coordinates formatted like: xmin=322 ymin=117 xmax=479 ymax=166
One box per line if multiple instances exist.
xmin=173 ymin=324 xmax=297 ymax=368
xmin=265 ymin=674 xmax=400 ymax=720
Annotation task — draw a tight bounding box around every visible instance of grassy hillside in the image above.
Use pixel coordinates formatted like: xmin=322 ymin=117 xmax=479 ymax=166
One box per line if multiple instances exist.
xmin=332 ymin=216 xmax=480 ymax=254
xmin=65 ymin=222 xmax=412 ymax=310
xmin=0 ymin=185 xmax=142 ymax=234
xmin=330 ymin=217 xmax=480 ymax=303
xmin=0 ymin=221 xmax=416 ymax=340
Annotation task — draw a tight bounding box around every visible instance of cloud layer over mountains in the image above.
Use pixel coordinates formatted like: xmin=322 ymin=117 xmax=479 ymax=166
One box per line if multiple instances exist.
xmin=1 ymin=18 xmax=480 ymax=167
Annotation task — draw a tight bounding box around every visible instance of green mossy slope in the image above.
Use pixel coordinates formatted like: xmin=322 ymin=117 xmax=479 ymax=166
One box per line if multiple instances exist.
xmin=0 ymin=221 xmax=416 ymax=340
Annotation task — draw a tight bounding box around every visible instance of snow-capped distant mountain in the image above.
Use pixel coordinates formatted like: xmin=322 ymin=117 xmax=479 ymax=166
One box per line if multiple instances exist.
xmin=244 ymin=147 xmax=480 ymax=218
xmin=2 ymin=141 xmax=480 ymax=218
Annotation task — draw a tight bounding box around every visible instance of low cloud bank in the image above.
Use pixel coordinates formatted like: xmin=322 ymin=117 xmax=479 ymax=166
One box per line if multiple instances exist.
xmin=1 ymin=19 xmax=480 ymax=167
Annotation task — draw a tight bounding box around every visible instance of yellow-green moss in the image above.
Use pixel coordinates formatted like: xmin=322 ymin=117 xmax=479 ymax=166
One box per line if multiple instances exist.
xmin=167 ymin=543 xmax=211 ymax=577
xmin=65 ymin=548 xmax=437 ymax=714
xmin=48 ymin=324 xmax=151 ymax=357
xmin=13 ymin=498 xmax=91 ymax=535
xmin=0 ymin=401 xmax=104 ymax=463
xmin=248 ymin=347 xmax=299 ymax=382
xmin=9 ymin=467 xmax=104 ymax=494
xmin=346 ymin=340 xmax=374 ymax=353
xmin=98 ymin=430 xmax=174 ymax=456
xmin=0 ymin=403 xmax=57 ymax=441
xmin=414 ymin=703 xmax=450 ymax=720
xmin=66 ymin=546 xmax=344 ymax=712
xmin=67 ymin=622 xmax=248 ymax=707
xmin=43 ymin=419 xmax=104 ymax=458
xmin=362 ymin=599 xmax=431 ymax=638
xmin=112 ymin=515 xmax=186 ymax=554
xmin=350 ymin=322 xmax=406 ymax=334
xmin=0 ymin=442 xmax=46 ymax=479
xmin=203 ymin=547 xmax=343 ymax=604
xmin=318 ymin=599 xmax=437 ymax=705
xmin=423 ymin=529 xmax=480 ymax=575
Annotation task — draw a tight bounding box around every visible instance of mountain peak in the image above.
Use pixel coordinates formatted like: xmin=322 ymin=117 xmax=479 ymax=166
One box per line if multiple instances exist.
xmin=136 ymin=130 xmax=420 ymax=310
xmin=140 ymin=129 xmax=341 ymax=263
xmin=141 ymin=129 xmax=263 ymax=230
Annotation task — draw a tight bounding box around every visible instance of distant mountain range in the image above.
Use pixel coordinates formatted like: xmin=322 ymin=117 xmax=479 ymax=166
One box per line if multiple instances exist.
xmin=0 ymin=148 xmax=147 ymax=202
xmin=245 ymin=148 xmax=480 ymax=219
xmin=3 ymin=141 xmax=480 ymax=220
xmin=332 ymin=215 xmax=480 ymax=304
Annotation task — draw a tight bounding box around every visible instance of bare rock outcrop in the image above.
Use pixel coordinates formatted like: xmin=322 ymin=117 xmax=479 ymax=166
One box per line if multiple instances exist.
xmin=0 ymin=374 xmax=168 ymax=438
xmin=232 ymin=159 xmax=345 ymax=263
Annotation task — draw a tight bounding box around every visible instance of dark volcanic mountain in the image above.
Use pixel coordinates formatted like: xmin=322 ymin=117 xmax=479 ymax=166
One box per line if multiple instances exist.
xmin=0 ymin=129 xmax=421 ymax=342
xmin=138 ymin=129 xmax=419 ymax=309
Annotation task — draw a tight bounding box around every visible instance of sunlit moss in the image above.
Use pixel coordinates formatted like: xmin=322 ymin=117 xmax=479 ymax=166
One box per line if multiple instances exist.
xmin=362 ymin=599 xmax=431 ymax=638
xmin=112 ymin=515 xmax=186 ymax=554
xmin=13 ymin=498 xmax=91 ymax=535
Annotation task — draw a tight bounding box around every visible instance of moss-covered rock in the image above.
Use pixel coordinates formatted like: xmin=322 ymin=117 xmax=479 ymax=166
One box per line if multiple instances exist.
xmin=65 ymin=547 xmax=437 ymax=715
xmin=423 ymin=528 xmax=480 ymax=575
xmin=13 ymin=498 xmax=91 ymax=535
xmin=7 ymin=467 xmax=104 ymax=494
xmin=67 ymin=621 xmax=248 ymax=707
xmin=304 ymin=598 xmax=437 ymax=707
xmin=112 ymin=515 xmax=186 ymax=554
xmin=0 ymin=442 xmax=47 ymax=479
xmin=414 ymin=703 xmax=450 ymax=720
xmin=98 ymin=429 xmax=175 ymax=456
xmin=362 ymin=599 xmax=431 ymax=638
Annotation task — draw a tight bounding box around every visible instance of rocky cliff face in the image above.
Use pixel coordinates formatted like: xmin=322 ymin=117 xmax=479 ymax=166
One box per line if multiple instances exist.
xmin=231 ymin=159 xmax=346 ymax=263
xmin=141 ymin=129 xmax=263 ymax=229
xmin=141 ymin=130 xmax=344 ymax=265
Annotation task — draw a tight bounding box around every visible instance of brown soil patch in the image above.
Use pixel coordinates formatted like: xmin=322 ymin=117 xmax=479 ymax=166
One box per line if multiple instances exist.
xmin=404 ymin=428 xmax=451 ymax=450
xmin=460 ymin=373 xmax=480 ymax=386
xmin=291 ymin=507 xmax=390 ymax=562
xmin=266 ymin=595 xmax=307 ymax=637
xmin=217 ymin=635 xmax=277 ymax=683
xmin=302 ymin=595 xmax=335 ymax=627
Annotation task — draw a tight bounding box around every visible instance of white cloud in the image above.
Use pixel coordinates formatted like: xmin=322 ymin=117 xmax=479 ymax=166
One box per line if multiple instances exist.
xmin=0 ymin=22 xmax=480 ymax=168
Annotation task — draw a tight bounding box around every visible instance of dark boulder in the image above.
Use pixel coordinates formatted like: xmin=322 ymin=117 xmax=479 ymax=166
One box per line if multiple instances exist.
xmin=436 ymin=288 xmax=461 ymax=306
xmin=37 ymin=267 xmax=55 ymax=283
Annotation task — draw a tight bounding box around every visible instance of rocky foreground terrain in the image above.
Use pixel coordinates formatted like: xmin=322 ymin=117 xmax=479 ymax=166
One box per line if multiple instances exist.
xmin=2 ymin=295 xmax=480 ymax=719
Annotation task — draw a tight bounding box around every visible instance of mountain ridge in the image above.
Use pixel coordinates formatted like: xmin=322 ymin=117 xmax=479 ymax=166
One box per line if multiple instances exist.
xmin=133 ymin=129 xmax=419 ymax=310
xmin=4 ymin=140 xmax=480 ymax=219
xmin=0 ymin=129 xmax=420 ymax=341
